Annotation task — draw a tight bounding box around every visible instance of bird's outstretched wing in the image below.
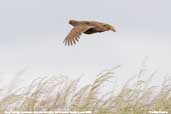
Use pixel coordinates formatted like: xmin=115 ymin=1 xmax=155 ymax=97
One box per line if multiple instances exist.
xmin=64 ymin=25 xmax=94 ymax=46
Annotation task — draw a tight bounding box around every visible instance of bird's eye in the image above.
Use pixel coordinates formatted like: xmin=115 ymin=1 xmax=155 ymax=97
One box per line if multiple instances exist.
xmin=103 ymin=24 xmax=110 ymax=28
xmin=103 ymin=24 xmax=107 ymax=26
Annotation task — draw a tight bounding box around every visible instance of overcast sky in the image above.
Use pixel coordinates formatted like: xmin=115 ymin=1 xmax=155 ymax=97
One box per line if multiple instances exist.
xmin=0 ymin=0 xmax=171 ymax=90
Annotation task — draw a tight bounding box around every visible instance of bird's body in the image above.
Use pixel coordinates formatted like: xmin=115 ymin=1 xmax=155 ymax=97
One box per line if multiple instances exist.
xmin=64 ymin=20 xmax=116 ymax=46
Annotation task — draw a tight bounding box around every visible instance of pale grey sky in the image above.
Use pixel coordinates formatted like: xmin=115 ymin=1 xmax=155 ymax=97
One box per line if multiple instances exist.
xmin=0 ymin=0 xmax=171 ymax=90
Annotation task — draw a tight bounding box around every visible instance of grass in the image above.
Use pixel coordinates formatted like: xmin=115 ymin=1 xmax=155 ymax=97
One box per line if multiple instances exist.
xmin=0 ymin=67 xmax=171 ymax=114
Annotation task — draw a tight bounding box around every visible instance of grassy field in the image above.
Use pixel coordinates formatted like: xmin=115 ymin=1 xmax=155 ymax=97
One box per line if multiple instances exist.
xmin=0 ymin=68 xmax=171 ymax=114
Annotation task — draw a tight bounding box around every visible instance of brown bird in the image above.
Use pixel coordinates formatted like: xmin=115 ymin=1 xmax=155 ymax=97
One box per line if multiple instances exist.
xmin=64 ymin=20 xmax=116 ymax=46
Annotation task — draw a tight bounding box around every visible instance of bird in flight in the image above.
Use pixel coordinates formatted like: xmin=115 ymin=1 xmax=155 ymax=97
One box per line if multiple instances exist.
xmin=63 ymin=20 xmax=116 ymax=46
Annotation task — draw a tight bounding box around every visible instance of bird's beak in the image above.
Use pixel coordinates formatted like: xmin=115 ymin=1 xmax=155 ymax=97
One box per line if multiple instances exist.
xmin=111 ymin=27 xmax=116 ymax=32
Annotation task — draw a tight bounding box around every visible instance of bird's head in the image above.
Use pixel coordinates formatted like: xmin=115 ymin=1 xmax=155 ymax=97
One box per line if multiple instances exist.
xmin=103 ymin=24 xmax=116 ymax=32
